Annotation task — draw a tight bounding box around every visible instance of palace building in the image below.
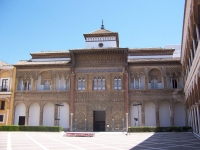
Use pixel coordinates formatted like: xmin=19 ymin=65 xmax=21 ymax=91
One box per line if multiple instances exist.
xmin=13 ymin=23 xmax=186 ymax=131
xmin=181 ymin=0 xmax=200 ymax=135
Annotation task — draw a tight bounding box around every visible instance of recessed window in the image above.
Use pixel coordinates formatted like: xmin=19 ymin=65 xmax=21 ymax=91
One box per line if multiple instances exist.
xmin=0 ymin=101 xmax=5 ymax=110
xmin=0 ymin=115 xmax=4 ymax=122
xmin=114 ymin=77 xmax=121 ymax=90
xmin=44 ymin=80 xmax=51 ymax=90
xmin=93 ymin=76 xmax=105 ymax=90
xmin=1 ymin=79 xmax=8 ymax=91
xmin=78 ymin=77 xmax=85 ymax=91
xmin=151 ymin=79 xmax=158 ymax=89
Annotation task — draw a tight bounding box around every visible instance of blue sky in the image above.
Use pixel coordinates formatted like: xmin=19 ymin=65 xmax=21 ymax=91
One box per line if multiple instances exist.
xmin=0 ymin=0 xmax=185 ymax=64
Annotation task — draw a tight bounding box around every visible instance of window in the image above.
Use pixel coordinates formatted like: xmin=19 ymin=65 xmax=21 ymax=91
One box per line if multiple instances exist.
xmin=1 ymin=79 xmax=8 ymax=91
xmin=66 ymin=80 xmax=70 ymax=90
xmin=151 ymin=79 xmax=158 ymax=89
xmin=0 ymin=115 xmax=4 ymax=122
xmin=78 ymin=77 xmax=85 ymax=91
xmin=0 ymin=101 xmax=5 ymax=110
xmin=44 ymin=80 xmax=50 ymax=90
xmin=172 ymin=78 xmax=178 ymax=89
xmin=130 ymin=77 xmax=140 ymax=89
xmin=23 ymin=81 xmax=30 ymax=90
xmin=93 ymin=76 xmax=105 ymax=90
xmin=114 ymin=77 xmax=121 ymax=90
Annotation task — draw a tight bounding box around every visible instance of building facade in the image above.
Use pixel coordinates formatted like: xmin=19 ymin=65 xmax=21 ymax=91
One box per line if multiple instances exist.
xmin=0 ymin=60 xmax=15 ymax=126
xmin=181 ymin=0 xmax=200 ymax=135
xmin=13 ymin=24 xmax=186 ymax=131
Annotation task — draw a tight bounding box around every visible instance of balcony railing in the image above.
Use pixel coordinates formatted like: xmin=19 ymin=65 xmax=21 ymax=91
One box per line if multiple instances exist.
xmin=0 ymin=86 xmax=9 ymax=92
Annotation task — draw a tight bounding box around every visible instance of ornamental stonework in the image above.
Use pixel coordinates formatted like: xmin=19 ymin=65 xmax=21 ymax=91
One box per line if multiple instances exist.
xmin=76 ymin=68 xmax=122 ymax=73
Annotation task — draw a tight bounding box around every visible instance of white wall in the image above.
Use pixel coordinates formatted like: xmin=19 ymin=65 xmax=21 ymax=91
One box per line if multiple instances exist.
xmin=86 ymin=41 xmax=117 ymax=48
xmin=28 ymin=103 xmax=40 ymax=126
xmin=130 ymin=104 xmax=142 ymax=126
xmin=59 ymin=102 xmax=69 ymax=129
xmin=14 ymin=102 xmax=26 ymax=125
xmin=159 ymin=101 xmax=171 ymax=127
xmin=174 ymin=101 xmax=185 ymax=126
xmin=43 ymin=103 xmax=54 ymax=126
xmin=145 ymin=102 xmax=156 ymax=126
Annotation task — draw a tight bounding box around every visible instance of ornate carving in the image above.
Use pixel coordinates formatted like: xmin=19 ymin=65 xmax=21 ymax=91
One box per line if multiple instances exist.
xmin=76 ymin=68 xmax=122 ymax=73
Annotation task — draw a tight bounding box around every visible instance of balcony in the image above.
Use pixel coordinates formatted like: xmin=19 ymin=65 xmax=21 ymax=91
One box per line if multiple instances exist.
xmin=0 ymin=86 xmax=9 ymax=92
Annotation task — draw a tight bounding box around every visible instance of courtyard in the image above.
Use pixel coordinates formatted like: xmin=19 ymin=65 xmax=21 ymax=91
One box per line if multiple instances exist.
xmin=0 ymin=132 xmax=199 ymax=150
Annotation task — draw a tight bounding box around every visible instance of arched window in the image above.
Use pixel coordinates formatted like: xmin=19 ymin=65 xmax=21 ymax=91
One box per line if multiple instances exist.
xmin=114 ymin=76 xmax=121 ymax=90
xmin=78 ymin=77 xmax=85 ymax=91
xmin=93 ymin=76 xmax=105 ymax=90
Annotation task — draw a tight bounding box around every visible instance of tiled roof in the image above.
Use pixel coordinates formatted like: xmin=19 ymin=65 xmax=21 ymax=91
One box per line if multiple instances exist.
xmin=86 ymin=28 xmax=117 ymax=34
xmin=0 ymin=60 xmax=11 ymax=66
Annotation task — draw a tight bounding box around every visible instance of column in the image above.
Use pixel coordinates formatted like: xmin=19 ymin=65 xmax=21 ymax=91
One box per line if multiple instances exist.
xmin=197 ymin=105 xmax=200 ymax=134
xmin=156 ymin=103 xmax=160 ymax=127
xmin=170 ymin=105 xmax=174 ymax=126
xmin=194 ymin=106 xmax=198 ymax=133
xmin=141 ymin=101 xmax=145 ymax=126
xmin=59 ymin=79 xmax=61 ymax=90
xmin=70 ymin=74 xmax=75 ymax=113
xmin=139 ymin=78 xmax=141 ymax=89
xmin=145 ymin=77 xmax=148 ymax=89
xmin=21 ymin=80 xmax=23 ymax=91
xmin=126 ymin=113 xmax=128 ymax=132
xmin=195 ymin=105 xmax=200 ymax=134
xmin=133 ymin=78 xmax=135 ymax=89
xmin=163 ymin=76 xmax=167 ymax=89
xmin=25 ymin=107 xmax=29 ymax=126
xmin=6 ymin=109 xmax=9 ymax=125
xmin=170 ymin=77 xmax=172 ymax=88
xmin=124 ymin=72 xmax=129 ymax=113
xmin=70 ymin=113 xmax=73 ymax=131
xmin=193 ymin=39 xmax=196 ymax=53
xmin=196 ymin=25 xmax=200 ymax=42
xmin=191 ymin=107 xmax=195 ymax=131
xmin=39 ymin=109 xmax=43 ymax=126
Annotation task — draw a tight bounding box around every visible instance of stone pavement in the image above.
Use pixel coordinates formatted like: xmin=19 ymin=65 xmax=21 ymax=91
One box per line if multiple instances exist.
xmin=0 ymin=132 xmax=199 ymax=150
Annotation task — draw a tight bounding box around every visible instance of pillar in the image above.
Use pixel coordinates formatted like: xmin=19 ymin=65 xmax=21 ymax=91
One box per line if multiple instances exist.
xmin=196 ymin=25 xmax=200 ymax=42
xmin=141 ymin=101 xmax=145 ymax=126
xmin=25 ymin=106 xmax=29 ymax=126
xmin=145 ymin=77 xmax=148 ymax=89
xmin=39 ymin=109 xmax=43 ymax=126
xmin=170 ymin=105 xmax=174 ymax=126
xmin=70 ymin=73 xmax=75 ymax=131
xmin=156 ymin=102 xmax=160 ymax=127
xmin=163 ymin=76 xmax=167 ymax=89
xmin=197 ymin=105 xmax=200 ymax=134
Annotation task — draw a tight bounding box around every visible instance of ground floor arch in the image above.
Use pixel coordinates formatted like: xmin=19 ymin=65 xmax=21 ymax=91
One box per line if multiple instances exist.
xmin=14 ymin=102 xmax=26 ymax=125
xmin=145 ymin=102 xmax=156 ymax=126
xmin=43 ymin=102 xmax=54 ymax=126
xmin=174 ymin=101 xmax=185 ymax=126
xmin=159 ymin=101 xmax=170 ymax=127
xmin=28 ymin=103 xmax=40 ymax=126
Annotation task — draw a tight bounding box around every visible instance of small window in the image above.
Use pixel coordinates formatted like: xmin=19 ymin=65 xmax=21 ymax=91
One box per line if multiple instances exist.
xmin=114 ymin=77 xmax=121 ymax=90
xmin=1 ymin=79 xmax=8 ymax=91
xmin=172 ymin=79 xmax=177 ymax=89
xmin=78 ymin=77 xmax=85 ymax=91
xmin=0 ymin=115 xmax=4 ymax=122
xmin=0 ymin=101 xmax=5 ymax=110
xmin=130 ymin=77 xmax=140 ymax=89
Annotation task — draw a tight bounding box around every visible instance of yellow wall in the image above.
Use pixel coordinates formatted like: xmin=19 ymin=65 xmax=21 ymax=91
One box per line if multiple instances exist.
xmin=0 ymin=67 xmax=15 ymax=126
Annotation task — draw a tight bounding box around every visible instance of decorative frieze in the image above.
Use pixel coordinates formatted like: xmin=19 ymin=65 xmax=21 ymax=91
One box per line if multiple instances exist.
xmin=76 ymin=68 xmax=122 ymax=73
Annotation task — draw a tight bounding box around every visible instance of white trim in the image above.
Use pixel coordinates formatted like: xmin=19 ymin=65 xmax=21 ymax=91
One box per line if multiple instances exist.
xmin=31 ymin=58 xmax=70 ymax=62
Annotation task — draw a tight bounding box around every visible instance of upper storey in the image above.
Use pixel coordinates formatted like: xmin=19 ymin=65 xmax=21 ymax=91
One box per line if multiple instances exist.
xmin=83 ymin=21 xmax=119 ymax=48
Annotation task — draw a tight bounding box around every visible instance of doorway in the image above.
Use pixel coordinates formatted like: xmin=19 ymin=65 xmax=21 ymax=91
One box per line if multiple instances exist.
xmin=18 ymin=116 xmax=25 ymax=125
xmin=93 ymin=111 xmax=105 ymax=131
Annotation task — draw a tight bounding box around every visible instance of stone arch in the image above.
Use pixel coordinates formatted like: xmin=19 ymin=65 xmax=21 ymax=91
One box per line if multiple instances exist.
xmin=145 ymin=101 xmax=156 ymax=126
xmin=130 ymin=102 xmax=142 ymax=126
xmin=159 ymin=101 xmax=170 ymax=127
xmin=43 ymin=102 xmax=54 ymax=126
xmin=14 ymin=102 xmax=26 ymax=125
xmin=148 ymin=68 xmax=162 ymax=82
xmin=28 ymin=103 xmax=40 ymax=126
xmin=174 ymin=101 xmax=185 ymax=126
xmin=59 ymin=102 xmax=69 ymax=129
